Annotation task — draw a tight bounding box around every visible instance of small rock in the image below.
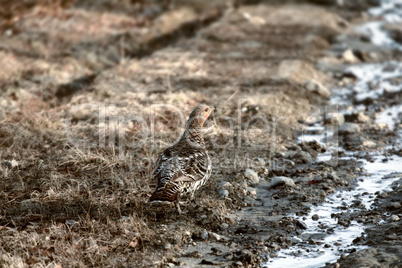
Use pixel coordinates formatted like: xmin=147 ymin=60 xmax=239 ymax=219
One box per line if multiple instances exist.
xmin=218 ymin=189 xmax=229 ymax=198
xmin=200 ymin=230 xmax=208 ymax=240
xmin=208 ymin=232 xmax=221 ymax=241
xmin=324 ymin=113 xmax=345 ymax=125
xmin=312 ymin=214 xmax=319 ymax=221
xmin=387 ymin=202 xmax=401 ymax=210
xmin=219 ymin=181 xmax=232 ymax=188
xmin=220 ymin=223 xmax=229 ymax=229
xmin=166 ymin=263 xmax=175 ymax=268
xmin=6 ymin=159 xmax=18 ymax=168
xmin=390 ymin=215 xmax=400 ymax=222
xmin=304 ymin=79 xmax=331 ymax=98
xmin=339 ymin=123 xmax=360 ymax=135
xmin=295 ymin=219 xmax=308 ymax=229
xmin=270 ymin=242 xmax=281 ymax=251
xmin=247 ymin=187 xmax=257 ymax=196
xmin=357 ymin=112 xmax=370 ymax=123
xmin=164 ymin=243 xmax=172 ymax=250
xmin=269 ymin=177 xmax=296 ymax=188
xmin=362 ymin=140 xmax=376 ymax=148
xmin=293 ymin=151 xmax=312 ymax=163
xmin=244 ymin=168 xmax=259 ymax=184
xmin=342 ymin=49 xmax=359 ymax=63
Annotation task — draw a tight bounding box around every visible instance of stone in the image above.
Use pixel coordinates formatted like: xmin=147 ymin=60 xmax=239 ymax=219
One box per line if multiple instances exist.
xmin=200 ymin=230 xmax=208 ymax=240
xmin=220 ymin=223 xmax=229 ymax=229
xmin=219 ymin=181 xmax=232 ymax=188
xmin=295 ymin=219 xmax=308 ymax=229
xmin=244 ymin=168 xmax=259 ymax=184
xmin=339 ymin=123 xmax=360 ymax=135
xmin=342 ymin=49 xmax=359 ymax=63
xmin=324 ymin=113 xmax=345 ymax=125
xmin=387 ymin=202 xmax=401 ymax=210
xmin=247 ymin=187 xmax=257 ymax=196
xmin=218 ymin=189 xmax=229 ymax=198
xmin=357 ymin=112 xmax=370 ymax=123
xmin=312 ymin=214 xmax=319 ymax=221
xmin=208 ymin=232 xmax=221 ymax=241
xmin=304 ymin=79 xmax=331 ymax=98
xmin=390 ymin=215 xmax=400 ymax=222
xmin=362 ymin=140 xmax=376 ymax=148
xmin=269 ymin=176 xmax=296 ymax=188
xmin=293 ymin=151 xmax=313 ymax=163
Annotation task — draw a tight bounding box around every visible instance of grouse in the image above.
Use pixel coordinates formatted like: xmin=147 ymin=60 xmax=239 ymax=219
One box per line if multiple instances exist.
xmin=149 ymin=104 xmax=213 ymax=214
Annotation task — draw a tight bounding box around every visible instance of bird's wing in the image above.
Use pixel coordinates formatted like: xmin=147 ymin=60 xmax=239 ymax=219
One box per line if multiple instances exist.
xmin=149 ymin=145 xmax=209 ymax=202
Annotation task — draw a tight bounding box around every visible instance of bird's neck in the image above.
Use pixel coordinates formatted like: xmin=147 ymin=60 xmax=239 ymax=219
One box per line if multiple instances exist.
xmin=181 ymin=126 xmax=205 ymax=147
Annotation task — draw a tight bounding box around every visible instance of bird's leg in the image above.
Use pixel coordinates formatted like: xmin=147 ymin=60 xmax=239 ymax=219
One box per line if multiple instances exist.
xmin=174 ymin=200 xmax=182 ymax=215
xmin=190 ymin=194 xmax=195 ymax=204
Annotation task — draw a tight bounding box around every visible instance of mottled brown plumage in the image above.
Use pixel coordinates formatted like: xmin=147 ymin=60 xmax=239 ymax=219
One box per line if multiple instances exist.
xmin=149 ymin=104 xmax=213 ymax=213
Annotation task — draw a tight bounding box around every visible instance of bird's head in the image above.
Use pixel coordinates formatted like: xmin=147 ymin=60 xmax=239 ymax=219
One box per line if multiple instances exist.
xmin=187 ymin=104 xmax=213 ymax=130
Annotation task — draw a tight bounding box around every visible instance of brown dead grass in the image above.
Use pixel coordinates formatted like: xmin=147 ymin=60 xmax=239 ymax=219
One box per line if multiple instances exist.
xmin=0 ymin=0 xmax=336 ymax=266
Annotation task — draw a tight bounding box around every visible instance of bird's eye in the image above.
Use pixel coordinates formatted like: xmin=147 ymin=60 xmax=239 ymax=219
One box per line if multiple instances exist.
xmin=204 ymin=108 xmax=209 ymax=112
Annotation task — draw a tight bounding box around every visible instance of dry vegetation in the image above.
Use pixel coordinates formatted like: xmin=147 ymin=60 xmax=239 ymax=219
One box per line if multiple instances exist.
xmin=0 ymin=0 xmax=340 ymax=267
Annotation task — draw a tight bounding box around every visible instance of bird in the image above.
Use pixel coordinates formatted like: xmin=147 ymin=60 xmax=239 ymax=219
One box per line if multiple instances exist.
xmin=149 ymin=104 xmax=213 ymax=214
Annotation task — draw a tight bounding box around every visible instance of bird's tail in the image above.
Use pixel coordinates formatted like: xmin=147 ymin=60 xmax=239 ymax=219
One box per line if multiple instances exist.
xmin=148 ymin=183 xmax=179 ymax=203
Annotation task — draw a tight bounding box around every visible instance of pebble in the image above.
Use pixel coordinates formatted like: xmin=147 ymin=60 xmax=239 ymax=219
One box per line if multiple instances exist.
xmin=390 ymin=215 xmax=400 ymax=221
xmin=357 ymin=111 xmax=370 ymax=123
xmin=304 ymin=79 xmax=331 ymax=98
xmin=269 ymin=176 xmax=296 ymax=188
xmin=219 ymin=181 xmax=232 ymax=188
xmin=312 ymin=214 xmax=319 ymax=221
xmin=6 ymin=159 xmax=18 ymax=168
xmin=247 ymin=187 xmax=257 ymax=196
xmin=387 ymin=202 xmax=401 ymax=210
xmin=244 ymin=168 xmax=259 ymax=184
xmin=200 ymin=230 xmax=208 ymax=240
xmin=234 ymin=261 xmax=243 ymax=267
xmin=218 ymin=189 xmax=229 ymax=198
xmin=295 ymin=219 xmax=308 ymax=230
xmin=339 ymin=123 xmax=360 ymax=135
xmin=324 ymin=113 xmax=345 ymax=125
xmin=270 ymin=243 xmax=281 ymax=251
xmin=362 ymin=140 xmax=376 ymax=148
xmin=293 ymin=151 xmax=312 ymax=163
xmin=342 ymin=49 xmax=359 ymax=63
xmin=220 ymin=223 xmax=229 ymax=229
xmin=208 ymin=232 xmax=221 ymax=241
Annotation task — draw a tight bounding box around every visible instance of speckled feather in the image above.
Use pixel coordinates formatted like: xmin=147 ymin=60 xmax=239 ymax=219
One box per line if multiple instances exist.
xmin=149 ymin=105 xmax=212 ymax=203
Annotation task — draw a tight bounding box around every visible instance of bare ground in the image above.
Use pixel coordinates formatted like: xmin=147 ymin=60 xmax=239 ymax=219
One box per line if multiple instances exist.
xmin=1 ymin=1 xmax=400 ymax=267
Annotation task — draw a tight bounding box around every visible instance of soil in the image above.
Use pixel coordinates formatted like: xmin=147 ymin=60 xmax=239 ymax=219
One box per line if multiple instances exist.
xmin=0 ymin=0 xmax=400 ymax=267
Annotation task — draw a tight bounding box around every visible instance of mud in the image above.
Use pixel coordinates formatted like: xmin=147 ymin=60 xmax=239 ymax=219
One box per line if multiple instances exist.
xmin=0 ymin=0 xmax=401 ymax=268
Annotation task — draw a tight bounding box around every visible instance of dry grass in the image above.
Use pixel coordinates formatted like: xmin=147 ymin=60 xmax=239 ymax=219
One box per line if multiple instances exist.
xmin=0 ymin=79 xmax=300 ymax=266
xmin=0 ymin=0 xmax=331 ymax=266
